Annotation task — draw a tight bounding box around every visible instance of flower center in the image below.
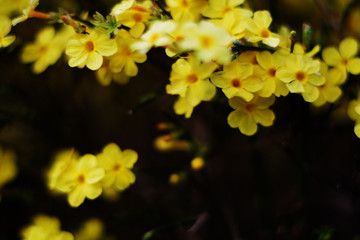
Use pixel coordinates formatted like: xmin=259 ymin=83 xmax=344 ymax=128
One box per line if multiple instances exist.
xmin=224 ymin=6 xmax=233 ymax=13
xmin=113 ymin=163 xmax=122 ymax=171
xmin=181 ymin=0 xmax=189 ymax=7
xmin=150 ymin=33 xmax=159 ymax=43
xmin=341 ymin=58 xmax=348 ymax=66
xmin=245 ymin=103 xmax=257 ymax=113
xmin=133 ymin=13 xmax=142 ymax=22
xmin=231 ymin=78 xmax=242 ymax=88
xmin=260 ymin=28 xmax=271 ymax=38
xmin=187 ymin=74 xmax=198 ymax=83
xmin=200 ymin=36 xmax=214 ymax=49
xmin=122 ymin=48 xmax=132 ymax=57
xmin=268 ymin=68 xmax=276 ymax=77
xmin=85 ymin=41 xmax=95 ymax=52
xmin=295 ymin=71 xmax=307 ymax=83
xmin=77 ymin=174 xmax=86 ymax=184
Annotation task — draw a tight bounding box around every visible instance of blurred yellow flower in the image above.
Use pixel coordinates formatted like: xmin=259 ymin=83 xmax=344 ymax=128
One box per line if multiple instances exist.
xmin=21 ymin=26 xmax=74 ymax=74
xmin=0 ymin=146 xmax=17 ymax=189
xmin=312 ymin=62 xmax=342 ymax=107
xmin=191 ymin=157 xmax=205 ymax=171
xmin=21 ymin=214 xmax=74 ymax=240
xmin=322 ymin=37 xmax=360 ymax=76
xmin=12 ymin=0 xmax=39 ymax=26
xmin=0 ymin=15 xmax=15 ymax=48
xmin=174 ymin=96 xmax=195 ymax=118
xmin=202 ymin=0 xmax=252 ymax=19
xmin=97 ymin=143 xmax=137 ymax=191
xmin=166 ymin=0 xmax=207 ymax=22
xmin=75 ymin=218 xmax=104 ymax=240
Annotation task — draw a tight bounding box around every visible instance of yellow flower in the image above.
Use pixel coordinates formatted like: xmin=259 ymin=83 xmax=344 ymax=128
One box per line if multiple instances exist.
xmin=166 ymin=56 xmax=218 ymax=106
xmin=113 ymin=2 xmax=152 ymax=38
xmin=312 ymin=62 xmax=342 ymax=107
xmin=0 ymin=0 xmax=29 ymax=16
xmin=180 ymin=21 xmax=233 ymax=64
xmin=56 ymin=154 xmax=105 ymax=207
xmin=21 ymin=214 xmax=74 ymax=240
xmin=322 ymin=37 xmax=360 ymax=76
xmin=227 ymin=95 xmax=275 ymax=136
xmin=236 ymin=51 xmax=259 ymax=65
xmin=348 ymin=91 xmax=360 ymax=138
xmin=111 ymin=0 xmax=135 ymax=15
xmin=255 ymin=51 xmax=289 ymax=97
xmin=21 ymin=26 xmax=73 ymax=74
xmin=0 ymin=146 xmax=17 ymax=189
xmin=95 ymin=59 xmax=130 ymax=86
xmin=202 ymin=0 xmax=252 ymax=19
xmin=11 ymin=0 xmax=39 ymax=26
xmin=65 ymin=29 xmax=117 ymax=71
xmin=211 ymin=61 xmax=263 ymax=101
xmin=174 ymin=96 xmax=195 ymax=118
xmin=97 ymin=143 xmax=137 ymax=191
xmin=109 ymin=30 xmax=147 ymax=77
xmin=75 ymin=218 xmax=104 ymax=240
xmin=131 ymin=20 xmax=176 ymax=53
xmin=276 ymin=54 xmax=325 ymax=102
xmin=245 ymin=10 xmax=280 ymax=47
xmin=0 ymin=15 xmax=15 ymax=48
xmin=47 ymin=148 xmax=79 ymax=191
xmin=166 ymin=0 xmax=207 ymax=22
xmin=210 ymin=11 xmax=250 ymax=41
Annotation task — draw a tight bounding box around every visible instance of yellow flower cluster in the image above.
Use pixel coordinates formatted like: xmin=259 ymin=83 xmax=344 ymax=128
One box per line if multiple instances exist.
xmin=8 ymin=0 xmax=360 ymax=138
xmin=47 ymin=143 xmax=138 ymax=207
xmin=21 ymin=214 xmax=73 ymax=240
xmin=22 ymin=215 xmax=109 ymax=240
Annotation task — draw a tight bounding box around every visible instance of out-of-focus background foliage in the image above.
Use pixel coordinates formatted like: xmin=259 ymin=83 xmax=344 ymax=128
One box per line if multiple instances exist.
xmin=1 ymin=0 xmax=360 ymax=239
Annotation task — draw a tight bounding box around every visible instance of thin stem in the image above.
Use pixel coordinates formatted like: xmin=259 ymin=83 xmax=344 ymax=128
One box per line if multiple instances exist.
xmin=153 ymin=0 xmax=172 ymax=19
xmin=231 ymin=45 xmax=276 ymax=54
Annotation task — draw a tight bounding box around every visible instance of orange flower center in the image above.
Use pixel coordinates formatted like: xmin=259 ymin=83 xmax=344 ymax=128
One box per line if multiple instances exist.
xmin=231 ymin=79 xmax=242 ymax=88
xmin=150 ymin=33 xmax=159 ymax=43
xmin=181 ymin=0 xmax=189 ymax=7
xmin=133 ymin=13 xmax=142 ymax=22
xmin=187 ymin=74 xmax=198 ymax=84
xmin=85 ymin=41 xmax=95 ymax=52
xmin=295 ymin=71 xmax=307 ymax=83
xmin=113 ymin=163 xmax=122 ymax=171
xmin=122 ymin=48 xmax=132 ymax=57
xmin=245 ymin=103 xmax=257 ymax=113
xmin=341 ymin=58 xmax=349 ymax=66
xmin=77 ymin=174 xmax=86 ymax=184
xmin=200 ymin=36 xmax=213 ymax=49
xmin=260 ymin=29 xmax=271 ymax=38
xmin=268 ymin=68 xmax=276 ymax=77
